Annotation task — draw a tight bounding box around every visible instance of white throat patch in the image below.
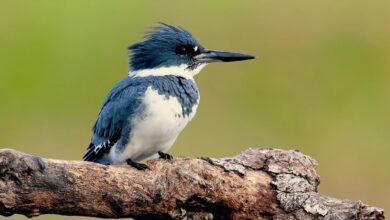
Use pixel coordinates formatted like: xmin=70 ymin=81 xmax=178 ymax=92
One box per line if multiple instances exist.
xmin=129 ymin=64 xmax=206 ymax=79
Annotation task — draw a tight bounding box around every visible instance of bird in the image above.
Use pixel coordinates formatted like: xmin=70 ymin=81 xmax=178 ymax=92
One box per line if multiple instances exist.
xmin=83 ymin=23 xmax=255 ymax=169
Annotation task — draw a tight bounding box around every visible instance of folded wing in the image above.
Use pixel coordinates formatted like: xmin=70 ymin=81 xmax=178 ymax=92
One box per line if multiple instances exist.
xmin=83 ymin=77 xmax=145 ymax=162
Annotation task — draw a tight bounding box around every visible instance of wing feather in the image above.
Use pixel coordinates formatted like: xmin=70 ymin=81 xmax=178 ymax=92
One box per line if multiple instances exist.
xmin=83 ymin=77 xmax=145 ymax=162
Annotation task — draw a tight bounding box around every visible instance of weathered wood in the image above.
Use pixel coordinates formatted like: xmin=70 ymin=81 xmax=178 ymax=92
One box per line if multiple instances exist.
xmin=0 ymin=148 xmax=385 ymax=219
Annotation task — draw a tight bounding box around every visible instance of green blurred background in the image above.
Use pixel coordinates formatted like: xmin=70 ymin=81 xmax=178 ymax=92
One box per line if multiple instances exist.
xmin=1 ymin=0 xmax=389 ymax=219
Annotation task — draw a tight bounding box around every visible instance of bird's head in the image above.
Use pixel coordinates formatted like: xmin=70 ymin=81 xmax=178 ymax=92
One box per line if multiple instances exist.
xmin=128 ymin=23 xmax=255 ymax=77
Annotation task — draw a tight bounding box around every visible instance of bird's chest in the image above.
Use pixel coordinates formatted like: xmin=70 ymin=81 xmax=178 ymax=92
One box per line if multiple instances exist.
xmin=129 ymin=76 xmax=199 ymax=147
xmin=138 ymin=87 xmax=198 ymax=134
xmin=117 ymin=75 xmax=199 ymax=161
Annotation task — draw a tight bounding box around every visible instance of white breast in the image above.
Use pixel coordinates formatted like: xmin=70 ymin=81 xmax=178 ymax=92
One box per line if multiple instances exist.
xmin=116 ymin=86 xmax=198 ymax=162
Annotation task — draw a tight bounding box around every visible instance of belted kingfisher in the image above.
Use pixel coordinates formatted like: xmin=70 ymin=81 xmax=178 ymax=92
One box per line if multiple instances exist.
xmin=83 ymin=23 xmax=254 ymax=169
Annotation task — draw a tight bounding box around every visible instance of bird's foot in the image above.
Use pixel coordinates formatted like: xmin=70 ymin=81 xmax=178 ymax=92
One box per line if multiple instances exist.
xmin=126 ymin=159 xmax=149 ymax=170
xmin=158 ymin=151 xmax=173 ymax=160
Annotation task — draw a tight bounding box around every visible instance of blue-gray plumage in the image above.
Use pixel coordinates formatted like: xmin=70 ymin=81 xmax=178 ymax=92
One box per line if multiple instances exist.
xmin=129 ymin=25 xmax=201 ymax=71
xmin=83 ymin=23 xmax=254 ymax=167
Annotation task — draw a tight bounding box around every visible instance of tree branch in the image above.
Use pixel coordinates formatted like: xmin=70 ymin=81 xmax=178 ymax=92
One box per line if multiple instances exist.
xmin=0 ymin=148 xmax=385 ymax=219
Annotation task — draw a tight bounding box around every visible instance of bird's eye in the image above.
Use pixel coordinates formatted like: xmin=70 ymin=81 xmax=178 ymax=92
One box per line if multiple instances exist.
xmin=175 ymin=45 xmax=199 ymax=56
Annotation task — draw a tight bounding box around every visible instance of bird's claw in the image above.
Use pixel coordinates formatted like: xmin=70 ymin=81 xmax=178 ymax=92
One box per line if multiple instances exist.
xmin=158 ymin=151 xmax=173 ymax=160
xmin=126 ymin=159 xmax=150 ymax=170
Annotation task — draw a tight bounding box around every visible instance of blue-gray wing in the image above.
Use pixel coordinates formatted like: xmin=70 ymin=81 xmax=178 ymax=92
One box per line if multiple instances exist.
xmin=83 ymin=77 xmax=146 ymax=162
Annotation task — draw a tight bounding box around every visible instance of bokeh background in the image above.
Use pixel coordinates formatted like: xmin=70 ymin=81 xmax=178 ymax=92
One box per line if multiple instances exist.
xmin=1 ymin=0 xmax=389 ymax=219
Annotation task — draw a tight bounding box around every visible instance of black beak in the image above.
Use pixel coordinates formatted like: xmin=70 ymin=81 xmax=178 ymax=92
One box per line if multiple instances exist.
xmin=194 ymin=49 xmax=255 ymax=63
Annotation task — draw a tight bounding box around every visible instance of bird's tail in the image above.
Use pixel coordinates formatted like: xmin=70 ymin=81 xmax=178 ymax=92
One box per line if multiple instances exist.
xmin=83 ymin=143 xmax=98 ymax=162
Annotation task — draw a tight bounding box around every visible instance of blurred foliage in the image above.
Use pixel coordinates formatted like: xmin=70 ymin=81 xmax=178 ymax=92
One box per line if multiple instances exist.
xmin=0 ymin=0 xmax=389 ymax=219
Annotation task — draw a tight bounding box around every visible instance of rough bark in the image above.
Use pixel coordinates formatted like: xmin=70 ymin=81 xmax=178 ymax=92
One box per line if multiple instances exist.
xmin=0 ymin=148 xmax=385 ymax=219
